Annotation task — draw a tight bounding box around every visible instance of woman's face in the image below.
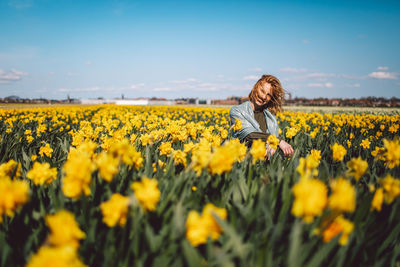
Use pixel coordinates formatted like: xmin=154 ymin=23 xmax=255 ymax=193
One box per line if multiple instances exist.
xmin=254 ymin=83 xmax=273 ymax=108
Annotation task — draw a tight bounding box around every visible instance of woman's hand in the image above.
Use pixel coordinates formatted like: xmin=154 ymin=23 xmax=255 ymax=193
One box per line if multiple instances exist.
xmin=265 ymin=146 xmax=276 ymax=161
xmin=279 ymin=140 xmax=294 ymax=157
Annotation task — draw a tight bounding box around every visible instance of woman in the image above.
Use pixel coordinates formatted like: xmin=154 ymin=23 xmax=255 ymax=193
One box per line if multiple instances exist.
xmin=230 ymin=74 xmax=294 ymax=160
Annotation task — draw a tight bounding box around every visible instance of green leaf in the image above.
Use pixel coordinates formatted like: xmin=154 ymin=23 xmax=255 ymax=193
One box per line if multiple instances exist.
xmin=181 ymin=240 xmax=205 ymax=267
xmin=288 ymin=220 xmax=303 ymax=267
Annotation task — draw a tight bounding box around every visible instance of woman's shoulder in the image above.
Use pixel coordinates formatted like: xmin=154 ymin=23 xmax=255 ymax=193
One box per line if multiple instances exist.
xmin=230 ymin=101 xmax=250 ymax=115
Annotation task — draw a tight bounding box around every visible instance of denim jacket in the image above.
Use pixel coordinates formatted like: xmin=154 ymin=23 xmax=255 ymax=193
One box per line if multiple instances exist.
xmin=229 ymin=101 xmax=279 ymax=141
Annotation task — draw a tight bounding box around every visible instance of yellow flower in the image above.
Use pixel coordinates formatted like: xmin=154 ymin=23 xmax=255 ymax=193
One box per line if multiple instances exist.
xmin=371 ymin=188 xmax=384 ymax=212
xmin=346 ymin=157 xmax=368 ymax=181
xmin=232 ymin=119 xmax=242 ymax=131
xmin=26 ymin=135 xmax=34 ymax=143
xmin=100 ymin=193 xmax=130 ymax=227
xmin=202 ymin=203 xmax=227 ymax=240
xmin=153 ymin=160 xmax=166 ymax=172
xmin=186 ymin=203 xmax=227 ymax=247
xmin=46 ymin=210 xmax=86 ymax=249
xmin=109 ymin=139 xmax=143 ymax=169
xmin=250 ymin=139 xmax=266 ymax=164
xmin=208 ymin=144 xmax=236 ymax=175
xmin=184 ymin=142 xmax=196 ymax=154
xmin=31 ymin=155 xmax=38 ymax=161
xmin=0 ymin=177 xmax=29 ymax=222
xmin=331 ymin=143 xmax=347 ymax=162
xmin=360 ymin=138 xmax=371 ymax=149
xmin=267 ymin=135 xmax=280 ymax=150
xmin=131 ymin=177 xmax=160 ymax=211
xmin=26 ymin=246 xmax=87 ymax=267
xmin=379 ymin=174 xmax=400 ymax=204
xmin=0 ymin=159 xmax=22 ymax=179
xmin=383 ymin=139 xmax=400 ymax=169
xmin=286 ymin=127 xmax=298 ymax=139
xmin=297 ymin=154 xmax=320 ymax=179
xmin=95 ymin=152 xmax=119 ymax=182
xmin=39 ymin=143 xmax=53 ymax=158
xmin=310 ymin=149 xmax=321 ymax=164
xmin=185 ymin=210 xmax=209 ymax=247
xmin=159 ymin=142 xmax=172 ymax=156
xmin=292 ymin=178 xmax=328 ymax=223
xmin=26 ymin=162 xmax=58 ymax=185
xmin=321 ymin=215 xmax=354 ymax=245
xmin=172 ymin=149 xmax=187 ymax=167
xmin=62 ymin=149 xmax=95 ymax=199
xmin=371 ymin=146 xmax=385 ymax=160
xmin=328 ymin=178 xmax=356 ymax=213
xmin=191 ymin=139 xmax=212 ymax=176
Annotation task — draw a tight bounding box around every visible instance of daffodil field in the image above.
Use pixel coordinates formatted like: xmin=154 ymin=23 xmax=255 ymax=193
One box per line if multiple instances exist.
xmin=0 ymin=105 xmax=399 ymax=266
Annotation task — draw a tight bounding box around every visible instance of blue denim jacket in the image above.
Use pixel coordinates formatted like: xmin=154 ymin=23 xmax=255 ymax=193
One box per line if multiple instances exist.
xmin=229 ymin=101 xmax=279 ymax=141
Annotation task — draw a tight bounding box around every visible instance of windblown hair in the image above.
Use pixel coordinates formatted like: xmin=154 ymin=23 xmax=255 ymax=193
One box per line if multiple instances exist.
xmin=248 ymin=74 xmax=285 ymax=115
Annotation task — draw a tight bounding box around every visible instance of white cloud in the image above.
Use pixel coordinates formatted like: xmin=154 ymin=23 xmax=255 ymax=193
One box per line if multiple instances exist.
xmin=377 ymin=66 xmax=388 ymax=71
xmin=243 ymin=75 xmax=259 ymax=81
xmin=307 ymin=82 xmax=333 ymax=88
xmin=338 ymin=74 xmax=367 ymax=80
xmin=0 ymin=69 xmax=28 ymax=84
xmin=153 ymin=87 xmax=176 ymax=92
xmin=345 ymin=83 xmax=360 ymax=88
xmin=198 ymin=83 xmax=213 ymax=87
xmin=306 ymin=73 xmax=336 ymax=79
xmin=368 ymin=72 xmax=397 ymax=80
xmin=130 ymin=83 xmax=145 ymax=89
xmin=280 ymin=67 xmax=308 ymax=73
xmin=169 ymin=78 xmax=197 ymax=84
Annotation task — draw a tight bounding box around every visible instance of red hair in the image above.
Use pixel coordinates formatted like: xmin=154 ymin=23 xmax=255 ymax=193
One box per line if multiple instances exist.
xmin=248 ymin=74 xmax=285 ymax=114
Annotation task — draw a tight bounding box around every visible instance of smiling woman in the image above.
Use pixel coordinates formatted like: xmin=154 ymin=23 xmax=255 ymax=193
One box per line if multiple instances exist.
xmin=230 ymin=74 xmax=294 ymax=160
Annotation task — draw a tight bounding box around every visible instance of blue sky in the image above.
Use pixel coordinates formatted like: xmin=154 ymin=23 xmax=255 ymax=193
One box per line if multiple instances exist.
xmin=1 ymin=0 xmax=399 ymax=100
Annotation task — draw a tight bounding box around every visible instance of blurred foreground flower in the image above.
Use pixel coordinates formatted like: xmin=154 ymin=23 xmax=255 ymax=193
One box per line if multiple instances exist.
xmin=0 ymin=177 xmax=29 ymax=222
xmin=208 ymin=139 xmax=246 ymax=174
xmin=46 ymin=210 xmax=86 ymax=249
xmin=328 ymin=177 xmax=356 ymax=213
xmin=95 ymin=152 xmax=119 ymax=182
xmin=379 ymin=174 xmax=400 ymax=204
xmin=26 ymin=162 xmax=57 ymax=186
xmin=0 ymin=159 xmax=22 ymax=179
xmin=346 ymin=157 xmax=368 ymax=181
xmin=26 ymin=246 xmax=87 ymax=267
xmin=297 ymin=154 xmax=320 ymax=179
xmin=331 ymin=143 xmax=347 ymax=162
xmin=371 ymin=188 xmax=384 ymax=212
xmin=316 ymin=215 xmax=354 ymax=246
xmin=131 ymin=177 xmax=160 ymax=211
xmin=100 ymin=193 xmax=130 ymax=227
xmin=383 ymin=139 xmax=400 ymax=169
xmin=267 ymin=135 xmax=280 ymax=150
xmin=62 ymin=149 xmax=95 ymax=199
xmin=186 ymin=203 xmax=227 ymax=247
xmin=250 ymin=139 xmax=266 ymax=164
xmin=292 ymin=178 xmax=328 ymax=223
